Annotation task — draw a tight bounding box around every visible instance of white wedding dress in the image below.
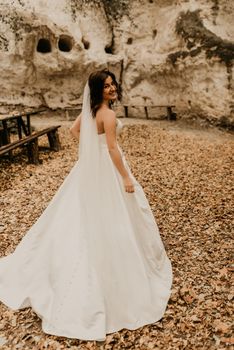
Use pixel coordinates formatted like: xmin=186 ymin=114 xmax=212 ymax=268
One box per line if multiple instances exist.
xmin=0 ymin=84 xmax=172 ymax=341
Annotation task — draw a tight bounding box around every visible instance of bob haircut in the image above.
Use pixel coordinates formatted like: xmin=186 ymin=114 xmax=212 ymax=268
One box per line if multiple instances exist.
xmin=88 ymin=69 xmax=122 ymax=117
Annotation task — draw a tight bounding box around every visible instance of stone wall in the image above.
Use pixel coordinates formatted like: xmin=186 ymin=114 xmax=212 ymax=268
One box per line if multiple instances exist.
xmin=0 ymin=0 xmax=233 ymax=126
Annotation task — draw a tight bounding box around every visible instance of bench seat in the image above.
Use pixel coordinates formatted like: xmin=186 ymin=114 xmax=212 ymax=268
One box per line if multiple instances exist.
xmin=0 ymin=125 xmax=61 ymax=164
xmin=123 ymin=105 xmax=177 ymax=120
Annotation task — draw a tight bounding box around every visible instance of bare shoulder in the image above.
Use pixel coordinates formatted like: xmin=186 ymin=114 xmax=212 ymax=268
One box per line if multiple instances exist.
xmin=97 ymin=108 xmax=116 ymax=126
xmin=104 ymin=109 xmax=116 ymax=126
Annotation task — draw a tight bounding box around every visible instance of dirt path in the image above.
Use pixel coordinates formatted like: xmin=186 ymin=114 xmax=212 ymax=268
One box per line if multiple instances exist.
xmin=0 ymin=117 xmax=233 ymax=350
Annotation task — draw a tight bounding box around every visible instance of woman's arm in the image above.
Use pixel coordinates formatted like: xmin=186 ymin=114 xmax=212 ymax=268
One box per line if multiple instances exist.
xmin=70 ymin=113 xmax=82 ymax=139
xmin=103 ymin=110 xmax=134 ymax=193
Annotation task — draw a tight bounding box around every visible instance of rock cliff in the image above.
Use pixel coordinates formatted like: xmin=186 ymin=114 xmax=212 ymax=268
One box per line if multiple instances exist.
xmin=0 ymin=0 xmax=233 ymax=126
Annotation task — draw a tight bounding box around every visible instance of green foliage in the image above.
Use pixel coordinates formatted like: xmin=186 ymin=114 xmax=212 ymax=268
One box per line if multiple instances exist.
xmin=168 ymin=10 xmax=234 ymax=66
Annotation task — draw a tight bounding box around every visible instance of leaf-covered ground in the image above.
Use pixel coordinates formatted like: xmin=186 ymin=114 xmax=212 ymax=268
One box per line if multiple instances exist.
xmin=0 ymin=118 xmax=233 ymax=350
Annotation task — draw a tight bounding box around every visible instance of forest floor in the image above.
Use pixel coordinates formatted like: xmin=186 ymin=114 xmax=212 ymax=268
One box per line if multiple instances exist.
xmin=0 ymin=115 xmax=233 ymax=350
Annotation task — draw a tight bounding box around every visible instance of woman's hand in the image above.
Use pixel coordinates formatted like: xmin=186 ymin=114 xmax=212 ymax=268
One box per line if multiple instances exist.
xmin=123 ymin=176 xmax=135 ymax=193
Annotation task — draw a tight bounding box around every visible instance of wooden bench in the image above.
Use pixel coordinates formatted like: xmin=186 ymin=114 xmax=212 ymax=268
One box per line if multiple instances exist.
xmin=0 ymin=125 xmax=13 ymax=147
xmin=123 ymin=105 xmax=177 ymax=120
xmin=0 ymin=125 xmax=61 ymax=164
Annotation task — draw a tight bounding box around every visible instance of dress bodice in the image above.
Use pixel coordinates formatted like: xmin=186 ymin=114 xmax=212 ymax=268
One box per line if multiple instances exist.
xmin=98 ymin=119 xmax=123 ymax=147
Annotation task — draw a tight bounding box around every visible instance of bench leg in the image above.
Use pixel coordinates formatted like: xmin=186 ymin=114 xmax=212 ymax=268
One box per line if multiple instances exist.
xmin=2 ymin=121 xmax=11 ymax=145
xmin=27 ymin=139 xmax=39 ymax=164
xmin=167 ymin=107 xmax=177 ymax=121
xmin=1 ymin=121 xmax=13 ymax=158
xmin=124 ymin=106 xmax=128 ymax=118
xmin=144 ymin=106 xmax=149 ymax=119
xmin=47 ymin=130 xmax=61 ymax=151
xmin=1 ymin=132 xmax=10 ymax=146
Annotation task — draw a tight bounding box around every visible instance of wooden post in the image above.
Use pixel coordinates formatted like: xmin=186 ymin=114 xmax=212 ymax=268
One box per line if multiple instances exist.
xmin=27 ymin=139 xmax=39 ymax=164
xmin=2 ymin=120 xmax=10 ymax=145
xmin=167 ymin=107 xmax=176 ymax=120
xmin=17 ymin=118 xmax=23 ymax=139
xmin=0 ymin=129 xmax=3 ymax=147
xmin=26 ymin=114 xmax=32 ymax=135
xmin=2 ymin=120 xmax=12 ymax=158
xmin=144 ymin=106 xmax=149 ymax=119
xmin=47 ymin=130 xmax=61 ymax=151
xmin=124 ymin=106 xmax=128 ymax=118
xmin=20 ymin=116 xmax=29 ymax=136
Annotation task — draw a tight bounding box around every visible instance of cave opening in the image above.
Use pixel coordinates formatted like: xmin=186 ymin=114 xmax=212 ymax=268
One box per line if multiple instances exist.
xmin=58 ymin=35 xmax=73 ymax=52
xmin=105 ymin=45 xmax=114 ymax=54
xmin=152 ymin=29 xmax=157 ymax=39
xmin=127 ymin=37 xmax=133 ymax=45
xmin=82 ymin=37 xmax=90 ymax=50
xmin=37 ymin=38 xmax=52 ymax=53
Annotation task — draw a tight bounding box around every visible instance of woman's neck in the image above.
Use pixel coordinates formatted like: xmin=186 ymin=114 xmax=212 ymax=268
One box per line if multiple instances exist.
xmin=101 ymin=100 xmax=112 ymax=109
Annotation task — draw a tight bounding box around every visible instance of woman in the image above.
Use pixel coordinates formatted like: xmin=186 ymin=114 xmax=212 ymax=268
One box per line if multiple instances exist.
xmin=0 ymin=69 xmax=172 ymax=341
xmin=70 ymin=70 xmax=135 ymax=194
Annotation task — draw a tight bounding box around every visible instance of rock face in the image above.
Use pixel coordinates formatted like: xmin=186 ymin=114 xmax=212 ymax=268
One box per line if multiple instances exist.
xmin=0 ymin=0 xmax=233 ymax=126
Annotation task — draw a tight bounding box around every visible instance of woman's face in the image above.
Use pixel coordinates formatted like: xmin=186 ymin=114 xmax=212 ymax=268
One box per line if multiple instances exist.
xmin=103 ymin=75 xmax=117 ymax=102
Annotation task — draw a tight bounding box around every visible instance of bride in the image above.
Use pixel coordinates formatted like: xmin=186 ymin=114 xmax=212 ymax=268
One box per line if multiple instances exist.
xmin=0 ymin=69 xmax=172 ymax=341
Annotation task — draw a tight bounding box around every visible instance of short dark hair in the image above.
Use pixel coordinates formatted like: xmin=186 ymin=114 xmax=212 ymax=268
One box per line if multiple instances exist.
xmin=88 ymin=69 xmax=122 ymax=117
